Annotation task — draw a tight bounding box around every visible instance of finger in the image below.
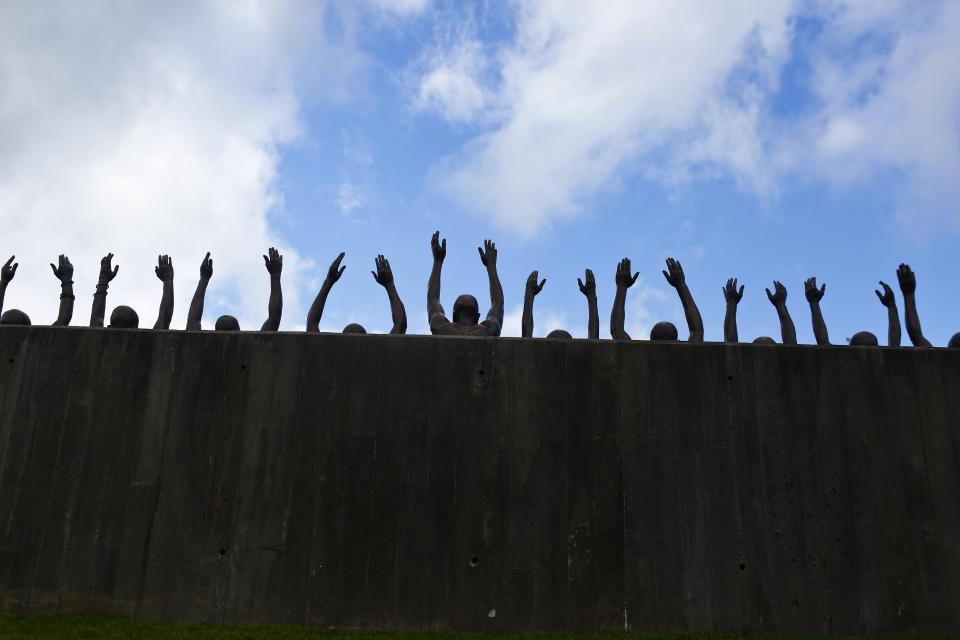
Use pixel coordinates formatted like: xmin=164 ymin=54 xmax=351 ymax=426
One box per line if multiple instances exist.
xmin=820 ymin=283 xmax=826 ymax=294
xmin=631 ymin=272 xmax=639 ymax=284
xmin=338 ymin=266 xmax=346 ymax=276
xmin=371 ymin=270 xmax=378 ymax=280
xmin=112 ymin=265 xmax=119 ymax=276
xmin=4 ymin=256 xmax=14 ymax=267
xmin=875 ymin=290 xmax=882 ymax=300
xmin=208 ymin=259 xmax=212 ymax=270
xmin=50 ymin=263 xmax=57 ymax=275
xmin=539 ymin=278 xmax=546 ymax=290
xmin=662 ymin=270 xmax=669 ymax=280
xmin=738 ymin=285 xmax=744 ymax=296
xmin=578 ymin=278 xmax=584 ymax=289
xmin=478 ymin=247 xmax=484 ymax=260
xmin=441 ymin=239 xmax=446 ymax=251
xmin=11 ymin=263 xmax=17 ymax=274
xmin=263 ymin=255 xmax=269 ymax=266
xmin=107 ymin=252 xmax=114 ymax=260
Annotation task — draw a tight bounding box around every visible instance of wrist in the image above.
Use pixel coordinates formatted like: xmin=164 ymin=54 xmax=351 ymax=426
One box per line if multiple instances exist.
xmin=60 ymin=280 xmax=74 ymax=288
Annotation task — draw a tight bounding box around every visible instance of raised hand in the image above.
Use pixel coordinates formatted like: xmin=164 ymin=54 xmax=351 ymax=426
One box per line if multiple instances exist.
xmin=98 ymin=253 xmax=119 ymax=285
xmin=262 ymin=247 xmax=281 ymax=277
xmin=804 ymin=277 xmax=825 ymax=302
xmin=615 ymin=258 xmax=639 ymax=288
xmin=875 ymin=281 xmax=895 ymax=307
xmin=526 ymin=270 xmax=546 ymax=297
xmin=199 ymin=252 xmax=213 ymax=280
xmin=49 ymin=254 xmax=74 ymax=283
xmin=662 ymin=257 xmax=686 ymax=288
xmin=578 ymin=268 xmax=596 ymax=297
xmin=327 ymin=252 xmax=346 ymax=283
xmin=723 ymin=277 xmax=744 ymax=304
xmin=766 ymin=280 xmax=787 ymax=306
xmin=1 ymin=256 xmax=17 ymax=284
xmin=372 ymin=254 xmax=393 ymax=287
xmin=155 ymin=255 xmax=174 ymax=282
xmin=431 ymin=231 xmax=446 ymax=262
xmin=478 ymin=239 xmax=497 ymax=268
xmin=897 ymin=263 xmax=916 ymax=294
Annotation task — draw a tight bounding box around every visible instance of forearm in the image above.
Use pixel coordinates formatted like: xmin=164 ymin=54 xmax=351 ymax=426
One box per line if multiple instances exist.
xmin=306 ymin=282 xmax=331 ymax=332
xmin=0 ymin=282 xmax=8 ymax=315
xmin=262 ymin=275 xmax=282 ymax=331
xmin=723 ymin=303 xmax=738 ymax=343
xmin=886 ymin=306 xmax=901 ymax=347
xmin=90 ymin=285 xmax=108 ymax=327
xmin=487 ymin=266 xmax=504 ymax=327
xmin=678 ymin=286 xmax=703 ymax=342
xmin=153 ymin=282 xmax=174 ymax=330
xmin=427 ymin=260 xmax=442 ymax=309
xmin=776 ymin=305 xmax=796 ymax=344
xmin=53 ymin=281 xmax=74 ymax=326
xmin=586 ymin=294 xmax=599 ymax=340
xmin=187 ymin=279 xmax=208 ymax=330
xmin=903 ymin=295 xmax=931 ymax=346
xmin=809 ymin=303 xmax=829 ymax=345
xmin=521 ymin=293 xmax=534 ymax=338
xmin=611 ymin=287 xmax=630 ymax=340
xmin=386 ymin=285 xmax=407 ymax=334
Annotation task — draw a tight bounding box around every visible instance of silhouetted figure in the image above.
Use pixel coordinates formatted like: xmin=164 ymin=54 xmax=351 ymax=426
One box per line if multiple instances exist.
xmin=90 ymin=253 xmax=119 ymax=327
xmin=521 ymin=270 xmax=546 ymax=338
xmin=427 ymin=232 xmax=503 ymax=336
xmin=547 ymin=329 xmax=572 ymax=340
xmin=577 ymin=268 xmax=599 ymax=340
xmin=261 ymin=247 xmax=283 ymax=331
xmin=372 ymin=254 xmax=406 ymax=334
xmin=804 ymin=277 xmax=829 ymax=345
xmin=850 ymin=331 xmax=878 ymax=346
xmin=662 ymin=258 xmax=703 ymax=343
xmin=343 ymin=323 xmax=366 ymax=334
xmin=650 ymin=321 xmax=678 ymax=341
xmin=610 ymin=258 xmax=638 ymax=340
xmin=874 ymin=280 xmax=901 ymax=347
xmin=765 ymin=280 xmax=797 ymax=344
xmin=0 ymin=309 xmax=30 ymax=325
xmin=949 ymin=333 xmax=960 ymax=348
xmin=0 ymin=256 xmax=18 ymax=316
xmin=215 ymin=315 xmax=239 ymax=331
xmin=722 ymin=277 xmax=744 ymax=343
xmin=306 ymin=252 xmax=345 ymax=332
xmin=186 ymin=252 xmax=213 ymax=331
xmin=896 ymin=263 xmax=932 ymax=347
xmin=753 ymin=336 xmax=776 ymax=345
xmin=109 ymin=305 xmax=139 ymax=328
xmin=153 ymin=255 xmax=174 ymax=330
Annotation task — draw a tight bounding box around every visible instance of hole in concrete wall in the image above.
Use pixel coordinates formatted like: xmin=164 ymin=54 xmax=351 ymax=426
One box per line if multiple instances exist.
xmin=218 ymin=548 xmax=227 ymax=558
xmin=240 ymin=364 xmax=246 ymax=370
xmin=470 ymin=556 xmax=480 ymax=567
xmin=8 ymin=358 xmax=13 ymax=364
xmin=739 ymin=563 xmax=746 ymax=571
xmin=477 ymin=369 xmax=485 ymax=376
xmin=727 ymin=375 xmax=733 ymax=381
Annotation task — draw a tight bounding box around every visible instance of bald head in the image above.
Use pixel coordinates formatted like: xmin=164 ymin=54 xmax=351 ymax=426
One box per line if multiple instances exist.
xmin=109 ymin=306 xmax=139 ymax=328
xmin=0 ymin=309 xmax=30 ymax=326
xmin=453 ymin=294 xmax=480 ymax=325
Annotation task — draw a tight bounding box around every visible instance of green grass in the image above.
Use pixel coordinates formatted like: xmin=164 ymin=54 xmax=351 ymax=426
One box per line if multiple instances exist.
xmin=0 ymin=614 xmax=952 ymax=640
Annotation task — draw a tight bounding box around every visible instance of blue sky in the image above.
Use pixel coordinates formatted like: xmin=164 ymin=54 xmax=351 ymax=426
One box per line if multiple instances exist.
xmin=1 ymin=1 xmax=958 ymax=344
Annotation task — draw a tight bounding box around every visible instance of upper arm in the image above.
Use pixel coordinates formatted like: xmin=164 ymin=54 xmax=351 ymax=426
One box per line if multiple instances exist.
xmin=480 ymin=317 xmax=501 ymax=337
xmin=429 ymin=301 xmax=450 ymax=333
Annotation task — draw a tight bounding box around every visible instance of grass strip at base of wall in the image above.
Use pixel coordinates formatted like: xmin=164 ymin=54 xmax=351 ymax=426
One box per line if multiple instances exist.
xmin=0 ymin=614 xmax=943 ymax=640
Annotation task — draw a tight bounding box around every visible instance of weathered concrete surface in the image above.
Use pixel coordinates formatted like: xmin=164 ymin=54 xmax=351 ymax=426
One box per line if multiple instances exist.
xmin=0 ymin=326 xmax=958 ymax=634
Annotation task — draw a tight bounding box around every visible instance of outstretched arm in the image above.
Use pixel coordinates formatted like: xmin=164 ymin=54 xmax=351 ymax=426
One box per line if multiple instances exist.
xmin=610 ymin=258 xmax=638 ymax=340
xmin=372 ymin=254 xmax=406 ymax=334
xmin=875 ymin=281 xmax=901 ymax=347
xmin=1 ymin=256 xmax=17 ymax=316
xmin=766 ymin=281 xmax=796 ymax=344
xmin=804 ymin=277 xmax=829 ymax=345
xmin=578 ymin=268 xmax=599 ymax=340
xmin=50 ymin=254 xmax=74 ymax=326
xmin=427 ymin=231 xmax=448 ymax=332
xmin=153 ymin=255 xmax=174 ymax=330
xmin=722 ymin=277 xmax=744 ymax=343
xmin=662 ymin=258 xmax=703 ymax=343
xmin=306 ymin=252 xmax=345 ymax=332
xmin=186 ymin=252 xmax=213 ymax=331
xmin=897 ymin=264 xmax=932 ymax=347
xmin=521 ymin=270 xmax=546 ymax=338
xmin=478 ymin=239 xmax=504 ymax=335
xmin=90 ymin=253 xmax=118 ymax=327
xmin=261 ymin=247 xmax=283 ymax=331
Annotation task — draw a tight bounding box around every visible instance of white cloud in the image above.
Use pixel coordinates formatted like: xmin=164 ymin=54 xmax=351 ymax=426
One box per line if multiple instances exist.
xmin=0 ymin=1 xmax=366 ymax=329
xmin=625 ymin=278 xmax=670 ymax=341
xmin=413 ymin=36 xmax=491 ymax=123
xmin=367 ymin=0 xmax=431 ymax=17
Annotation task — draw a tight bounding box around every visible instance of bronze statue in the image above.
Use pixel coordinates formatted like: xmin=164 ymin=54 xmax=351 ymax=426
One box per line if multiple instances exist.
xmin=521 ymin=270 xmax=546 ymax=338
xmin=577 ymin=268 xmax=599 ymax=339
xmin=0 ymin=256 xmax=18 ymax=318
xmin=610 ymin=258 xmax=638 ymax=340
xmin=153 ymin=255 xmax=174 ymax=330
xmin=650 ymin=321 xmax=678 ymax=341
xmin=186 ymin=252 xmax=213 ymax=331
xmin=722 ymin=277 xmax=744 ymax=342
xmin=49 ymin=254 xmax=74 ymax=326
xmin=850 ymin=331 xmax=878 ymax=346
xmin=371 ymin=254 xmax=406 ymax=334
xmin=306 ymin=252 xmax=345 ymax=332
xmin=662 ymin=258 xmax=703 ymax=342
xmin=427 ymin=232 xmax=503 ymax=336
xmin=753 ymin=336 xmax=776 ymax=345
xmin=896 ymin=264 xmax=932 ymax=347
xmin=765 ymin=280 xmax=797 ymax=344
xmin=804 ymin=277 xmax=829 ymax=345
xmin=261 ymin=247 xmax=283 ymax=331
xmin=874 ymin=281 xmax=901 ymax=347
xmin=90 ymin=253 xmax=119 ymax=327
xmin=215 ymin=315 xmax=239 ymax=331
xmin=547 ymin=329 xmax=572 ymax=340
xmin=949 ymin=333 xmax=960 ymax=348
xmin=109 ymin=305 xmax=139 ymax=328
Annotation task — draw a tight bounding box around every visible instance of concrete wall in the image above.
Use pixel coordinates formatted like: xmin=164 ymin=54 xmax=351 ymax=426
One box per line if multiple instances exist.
xmin=0 ymin=326 xmax=958 ymax=634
